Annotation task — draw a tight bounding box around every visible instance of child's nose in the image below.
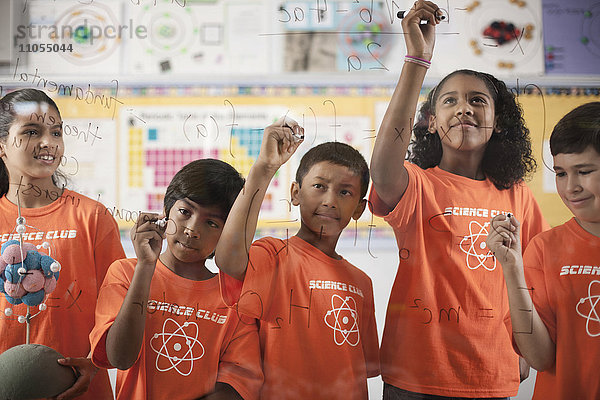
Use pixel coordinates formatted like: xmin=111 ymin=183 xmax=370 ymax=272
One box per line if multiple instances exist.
xmin=455 ymin=100 xmax=473 ymax=116
xmin=183 ymin=226 xmax=199 ymax=238
xmin=566 ymin=175 xmax=582 ymax=193
xmin=322 ymin=190 xmax=337 ymax=207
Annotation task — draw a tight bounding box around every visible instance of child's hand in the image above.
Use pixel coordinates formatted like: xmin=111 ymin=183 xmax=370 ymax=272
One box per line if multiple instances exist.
xmin=50 ymin=357 xmax=98 ymax=400
xmin=256 ymin=116 xmax=304 ymax=173
xmin=130 ymin=212 xmax=166 ymax=266
xmin=486 ymin=214 xmax=522 ymax=267
xmin=402 ymin=0 xmax=442 ymax=60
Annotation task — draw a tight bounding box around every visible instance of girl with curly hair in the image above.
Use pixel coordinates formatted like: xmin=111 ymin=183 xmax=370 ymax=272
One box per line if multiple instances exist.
xmin=369 ymin=1 xmax=550 ymax=399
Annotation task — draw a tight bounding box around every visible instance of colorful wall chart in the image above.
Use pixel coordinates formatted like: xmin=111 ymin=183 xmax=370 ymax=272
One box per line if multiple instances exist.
xmin=542 ymin=0 xmax=600 ymax=75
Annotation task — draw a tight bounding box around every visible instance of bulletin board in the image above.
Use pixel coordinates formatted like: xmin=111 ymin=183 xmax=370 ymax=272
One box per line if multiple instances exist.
xmin=49 ymin=89 xmax=600 ymax=233
xmin=6 ymin=0 xmax=599 ymax=79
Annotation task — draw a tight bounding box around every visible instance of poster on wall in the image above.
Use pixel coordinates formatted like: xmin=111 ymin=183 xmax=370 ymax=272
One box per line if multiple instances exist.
xmin=61 ymin=117 xmax=118 ymax=208
xmin=429 ymin=0 xmax=545 ymax=77
xmin=123 ymin=0 xmax=271 ymax=75
xmin=116 ymin=102 xmax=375 ymax=228
xmin=22 ymin=0 xmax=123 ymax=75
xmin=542 ymin=0 xmax=600 ymax=75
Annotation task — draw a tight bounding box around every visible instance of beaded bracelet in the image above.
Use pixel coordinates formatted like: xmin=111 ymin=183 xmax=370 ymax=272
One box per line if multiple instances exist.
xmin=404 ymin=55 xmax=431 ymax=69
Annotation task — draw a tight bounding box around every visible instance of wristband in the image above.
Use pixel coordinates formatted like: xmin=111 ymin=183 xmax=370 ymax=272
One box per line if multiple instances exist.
xmin=404 ymin=55 xmax=431 ymax=69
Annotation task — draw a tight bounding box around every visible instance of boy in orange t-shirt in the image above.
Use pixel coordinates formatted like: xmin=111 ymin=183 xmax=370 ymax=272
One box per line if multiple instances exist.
xmin=216 ymin=118 xmax=380 ymax=400
xmin=90 ymin=159 xmax=263 ymax=400
xmin=488 ymin=102 xmax=600 ymax=399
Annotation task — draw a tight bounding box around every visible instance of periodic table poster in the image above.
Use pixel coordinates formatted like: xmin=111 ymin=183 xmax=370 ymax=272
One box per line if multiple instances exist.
xmin=115 ymin=102 xmax=374 ymax=233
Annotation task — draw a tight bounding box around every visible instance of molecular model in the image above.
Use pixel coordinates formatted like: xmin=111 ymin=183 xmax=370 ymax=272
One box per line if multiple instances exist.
xmin=0 ymin=217 xmax=61 ymax=325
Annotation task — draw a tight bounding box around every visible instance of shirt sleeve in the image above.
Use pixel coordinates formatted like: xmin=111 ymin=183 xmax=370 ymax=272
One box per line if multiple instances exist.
xmin=93 ymin=205 xmax=126 ymax=293
xmin=217 ymin=318 xmax=264 ymax=400
xmin=368 ymin=161 xmax=419 ymax=221
xmin=360 ymin=275 xmax=380 ymax=378
xmin=89 ymin=259 xmax=132 ymax=369
xmin=219 ymin=238 xmax=282 ymax=323
xmin=522 ymin=239 xmax=557 ymax=342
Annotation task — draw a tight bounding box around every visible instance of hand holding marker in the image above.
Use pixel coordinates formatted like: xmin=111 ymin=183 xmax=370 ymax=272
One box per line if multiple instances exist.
xmin=397 ymin=9 xmax=446 ymax=22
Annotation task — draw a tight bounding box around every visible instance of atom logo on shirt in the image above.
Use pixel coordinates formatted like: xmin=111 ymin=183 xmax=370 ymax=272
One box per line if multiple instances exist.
xmin=575 ymin=280 xmax=600 ymax=337
xmin=324 ymin=294 xmax=360 ymax=347
xmin=150 ymin=318 xmax=205 ymax=376
xmin=459 ymin=220 xmax=496 ymax=271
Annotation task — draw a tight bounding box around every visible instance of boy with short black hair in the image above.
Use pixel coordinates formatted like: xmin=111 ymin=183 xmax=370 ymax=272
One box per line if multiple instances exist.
xmin=487 ymin=102 xmax=600 ymax=400
xmin=90 ymin=159 xmax=263 ymax=400
xmin=216 ymin=118 xmax=380 ymax=400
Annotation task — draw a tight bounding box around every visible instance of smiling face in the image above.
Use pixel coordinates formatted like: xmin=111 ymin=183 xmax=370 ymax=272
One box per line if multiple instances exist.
xmin=429 ymin=74 xmax=497 ymax=157
xmin=161 ymin=198 xmax=226 ymax=268
xmin=291 ymin=161 xmax=366 ymax=248
xmin=554 ymin=146 xmax=600 ymax=236
xmin=0 ymin=102 xmax=63 ymax=185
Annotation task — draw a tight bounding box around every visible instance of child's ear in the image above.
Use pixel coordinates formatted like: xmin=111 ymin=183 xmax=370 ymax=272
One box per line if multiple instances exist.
xmin=352 ymin=198 xmax=367 ymax=220
xmin=493 ymin=115 xmax=500 ymax=133
xmin=428 ymin=114 xmax=437 ymax=134
xmin=290 ymin=182 xmax=301 ymax=206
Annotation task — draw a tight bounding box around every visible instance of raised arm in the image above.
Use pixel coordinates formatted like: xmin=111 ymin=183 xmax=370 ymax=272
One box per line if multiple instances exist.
xmin=105 ymin=212 xmax=165 ymax=370
xmin=486 ymin=214 xmax=556 ymax=371
xmin=215 ymin=117 xmax=303 ymax=280
xmin=370 ymin=0 xmax=441 ymax=214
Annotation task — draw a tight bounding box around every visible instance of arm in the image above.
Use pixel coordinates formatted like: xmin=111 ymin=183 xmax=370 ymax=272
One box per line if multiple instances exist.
xmin=370 ymin=0 xmax=442 ymax=215
xmin=486 ymin=214 xmax=556 ymax=371
xmin=215 ymin=117 xmax=303 ymax=280
xmin=105 ymin=212 xmax=166 ymax=370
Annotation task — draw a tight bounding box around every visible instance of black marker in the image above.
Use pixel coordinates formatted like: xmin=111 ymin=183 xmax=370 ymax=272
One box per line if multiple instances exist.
xmin=397 ymin=10 xmax=446 ymax=21
xmin=154 ymin=217 xmax=167 ymax=228
xmin=283 ymin=122 xmax=304 ymax=141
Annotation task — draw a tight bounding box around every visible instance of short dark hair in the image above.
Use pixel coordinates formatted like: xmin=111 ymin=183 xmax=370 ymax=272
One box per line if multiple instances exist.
xmin=409 ymin=69 xmax=536 ymax=190
xmin=0 ymin=89 xmax=67 ymax=197
xmin=550 ymin=102 xmax=600 ymax=156
xmin=164 ymin=159 xmax=245 ymax=219
xmin=295 ymin=142 xmax=369 ymax=198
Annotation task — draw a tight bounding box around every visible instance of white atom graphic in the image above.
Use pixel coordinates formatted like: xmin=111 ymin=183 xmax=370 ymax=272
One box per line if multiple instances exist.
xmin=150 ymin=318 xmax=205 ymax=376
xmin=324 ymin=295 xmax=360 ymax=346
xmin=576 ymin=280 xmax=600 ymax=337
xmin=459 ymin=220 xmax=496 ymax=271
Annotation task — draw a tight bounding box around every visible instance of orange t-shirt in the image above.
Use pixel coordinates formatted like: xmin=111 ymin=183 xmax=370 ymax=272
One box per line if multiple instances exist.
xmin=90 ymin=258 xmax=263 ymax=400
xmin=220 ymin=236 xmax=380 ymax=400
xmin=0 ymin=190 xmax=125 ymax=400
xmin=369 ymin=162 xmax=549 ymax=397
xmin=520 ymin=218 xmax=600 ymax=399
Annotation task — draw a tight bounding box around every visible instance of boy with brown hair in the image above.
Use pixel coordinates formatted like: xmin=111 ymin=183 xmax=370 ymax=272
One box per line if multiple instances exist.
xmin=216 ymin=118 xmax=380 ymax=399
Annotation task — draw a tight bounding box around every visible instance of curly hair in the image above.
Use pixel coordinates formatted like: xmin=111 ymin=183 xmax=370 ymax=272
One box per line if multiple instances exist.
xmin=408 ymin=69 xmax=536 ymax=190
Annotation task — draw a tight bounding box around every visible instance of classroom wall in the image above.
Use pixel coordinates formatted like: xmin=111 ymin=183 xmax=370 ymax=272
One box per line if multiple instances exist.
xmin=1 ymin=0 xmax=599 ymax=399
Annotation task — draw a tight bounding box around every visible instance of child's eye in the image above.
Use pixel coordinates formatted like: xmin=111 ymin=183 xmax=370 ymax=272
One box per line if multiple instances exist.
xmin=471 ymin=97 xmax=486 ymax=104
xmin=579 ymin=170 xmax=594 ymax=175
xmin=340 ymin=189 xmax=352 ymax=196
xmin=555 ymin=171 xmax=566 ymax=178
xmin=442 ymin=97 xmax=455 ymax=104
xmin=313 ymin=183 xmax=324 ymax=189
xmin=178 ymin=208 xmax=191 ymax=217
xmin=52 ymin=130 xmax=62 ymax=137
xmin=207 ymin=220 xmax=220 ymax=229
xmin=24 ymin=130 xmax=38 ymax=136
